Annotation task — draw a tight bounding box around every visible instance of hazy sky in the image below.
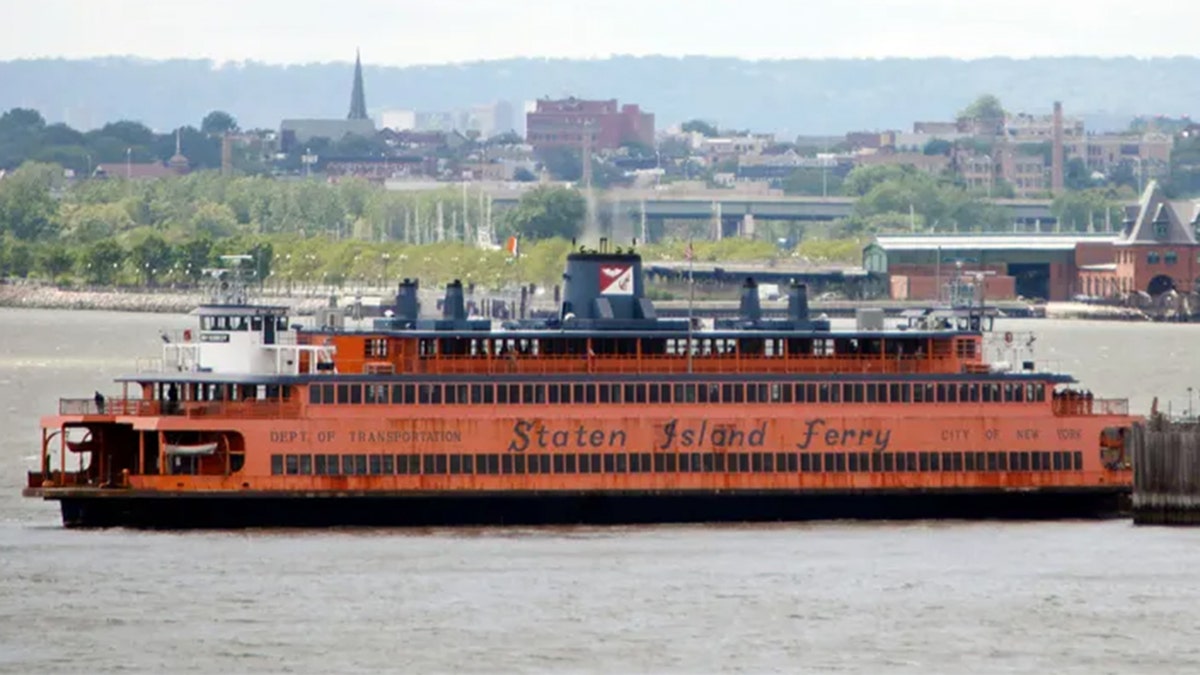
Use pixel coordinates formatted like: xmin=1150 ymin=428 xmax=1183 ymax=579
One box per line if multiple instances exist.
xmin=4 ymin=0 xmax=1198 ymax=64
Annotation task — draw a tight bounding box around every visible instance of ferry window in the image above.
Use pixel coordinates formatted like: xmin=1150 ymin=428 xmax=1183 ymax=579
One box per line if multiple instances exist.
xmin=548 ymin=385 xmax=562 ymax=404
xmin=298 ymin=455 xmax=312 ymax=474
xmin=913 ymin=384 xmax=926 ymax=403
xmin=501 ymin=455 xmax=513 ymax=474
xmin=918 ymin=453 xmax=930 ymax=471
xmin=589 ymin=454 xmax=602 ymax=473
xmin=806 ymin=384 xmax=817 ymax=403
xmin=823 ymin=454 xmax=836 ymax=472
xmin=353 ymin=455 xmax=367 ymax=475
xmin=965 ymin=452 xmax=976 ymax=471
xmin=675 ymin=384 xmax=693 ymax=403
xmin=997 ymin=453 xmax=1007 ymax=471
xmin=615 ymin=454 xmax=628 ymax=473
xmin=454 ymin=384 xmax=469 ymax=404
xmin=271 ymin=455 xmax=283 ymax=475
xmin=513 ymin=455 xmax=527 ymax=474
xmin=336 ymin=384 xmax=350 ymax=404
xmin=953 ymin=453 xmax=964 ymax=471
xmin=252 ymin=316 xmax=263 ymax=331
xmin=649 ymin=385 xmax=661 ymax=404
xmin=883 ymin=454 xmax=895 ymax=472
xmin=462 ymin=456 xmax=475 ymax=474
xmin=381 ymin=455 xmax=395 ymax=474
xmin=553 ymin=455 xmax=565 ymax=474
xmin=526 ymin=457 xmax=539 ymax=474
xmin=941 ymin=452 xmax=953 ymax=471
xmin=665 ymin=454 xmax=679 ymax=472
xmin=350 ymin=385 xmax=362 ymax=405
xmin=986 ymin=452 xmax=998 ymax=471
xmin=1020 ymin=452 xmax=1031 ymax=471
xmin=652 ymin=454 xmax=665 ymax=472
xmin=419 ymin=384 xmax=442 ymax=405
xmin=497 ymin=385 xmax=509 ymax=404
xmin=1052 ymin=452 xmax=1064 ymax=471
xmin=423 ymin=455 xmax=436 ymax=474
xmin=285 ymin=455 xmax=299 ymax=475
xmin=1073 ymin=451 xmax=1083 ymax=470
xmin=848 ymin=453 xmax=861 ymax=472
xmin=370 ymin=455 xmax=383 ymax=474
xmin=315 ymin=455 xmax=327 ymax=475
xmin=946 ymin=384 xmax=958 ymax=403
xmin=365 ymin=384 xmax=387 ymax=404
xmin=604 ymin=454 xmax=616 ymax=473
xmin=565 ymin=455 xmax=577 ymax=473
xmin=470 ymin=385 xmax=484 ymax=404
xmin=523 ymin=384 xmax=545 ymax=404
xmin=929 ymin=452 xmax=939 ymax=471
xmin=449 ymin=455 xmax=462 ymax=474
xmin=800 ymin=453 xmax=812 ymax=472
xmin=309 ymin=386 xmax=320 ymax=405
xmin=433 ymin=455 xmax=447 ymax=474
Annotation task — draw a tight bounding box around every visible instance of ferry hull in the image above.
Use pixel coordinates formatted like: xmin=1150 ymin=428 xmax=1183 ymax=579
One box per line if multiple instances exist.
xmin=51 ymin=488 xmax=1130 ymax=529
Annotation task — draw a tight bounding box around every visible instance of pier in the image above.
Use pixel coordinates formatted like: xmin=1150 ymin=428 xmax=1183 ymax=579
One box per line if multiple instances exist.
xmin=1131 ymin=419 xmax=1200 ymax=525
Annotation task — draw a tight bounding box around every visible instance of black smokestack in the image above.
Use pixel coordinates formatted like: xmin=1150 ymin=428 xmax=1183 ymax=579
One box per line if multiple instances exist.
xmin=739 ymin=277 xmax=761 ymax=323
xmin=442 ymin=279 xmax=466 ymax=321
xmin=395 ymin=279 xmax=419 ymax=322
xmin=788 ymin=282 xmax=809 ymax=321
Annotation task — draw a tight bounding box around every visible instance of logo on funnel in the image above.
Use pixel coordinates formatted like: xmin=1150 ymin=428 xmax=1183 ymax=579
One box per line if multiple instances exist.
xmin=599 ymin=264 xmax=634 ymax=296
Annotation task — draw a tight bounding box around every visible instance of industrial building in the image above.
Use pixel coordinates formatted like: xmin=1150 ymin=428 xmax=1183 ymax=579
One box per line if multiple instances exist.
xmin=864 ymin=181 xmax=1200 ymax=302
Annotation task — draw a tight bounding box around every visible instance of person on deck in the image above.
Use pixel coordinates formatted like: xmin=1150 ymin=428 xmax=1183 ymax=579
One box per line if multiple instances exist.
xmin=93 ymin=391 xmax=105 ymax=414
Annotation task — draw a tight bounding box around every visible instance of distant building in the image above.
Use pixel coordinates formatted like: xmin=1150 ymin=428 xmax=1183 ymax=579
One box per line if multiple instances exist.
xmin=525 ymin=97 xmax=654 ymax=151
xmin=853 ymin=151 xmax=950 ymax=176
xmin=348 ymin=50 xmax=368 ymax=121
xmin=379 ymin=109 xmax=417 ymax=132
xmin=279 ymin=51 xmax=377 ymax=152
xmin=867 ymin=181 xmax=1200 ymax=302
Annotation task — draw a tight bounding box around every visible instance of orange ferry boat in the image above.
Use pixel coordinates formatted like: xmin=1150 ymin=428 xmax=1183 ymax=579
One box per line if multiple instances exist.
xmin=24 ymin=246 xmax=1136 ymax=527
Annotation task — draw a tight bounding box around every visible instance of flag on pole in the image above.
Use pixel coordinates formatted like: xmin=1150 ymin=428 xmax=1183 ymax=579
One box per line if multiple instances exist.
xmin=505 ymin=235 xmax=519 ymax=259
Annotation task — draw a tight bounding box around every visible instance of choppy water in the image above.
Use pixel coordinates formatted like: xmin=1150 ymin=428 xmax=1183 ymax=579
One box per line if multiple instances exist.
xmin=3 ymin=308 xmax=1200 ymax=673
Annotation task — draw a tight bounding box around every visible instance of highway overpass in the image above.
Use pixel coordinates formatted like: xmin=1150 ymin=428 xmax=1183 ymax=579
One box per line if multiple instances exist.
xmin=484 ymin=189 xmax=1059 ymax=226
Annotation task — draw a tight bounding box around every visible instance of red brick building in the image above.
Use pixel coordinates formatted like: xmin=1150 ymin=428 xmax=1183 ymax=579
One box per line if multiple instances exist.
xmin=525 ymin=97 xmax=654 ymax=151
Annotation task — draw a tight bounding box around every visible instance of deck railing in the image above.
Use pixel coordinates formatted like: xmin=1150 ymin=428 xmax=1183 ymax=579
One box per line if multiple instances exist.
xmin=58 ymin=397 xmax=301 ymax=419
xmin=1052 ymin=398 xmax=1129 ymax=416
xmin=407 ymin=353 xmax=966 ymax=376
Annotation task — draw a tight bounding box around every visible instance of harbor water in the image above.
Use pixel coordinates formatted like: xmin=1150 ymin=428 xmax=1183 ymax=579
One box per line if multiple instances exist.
xmin=3 ymin=308 xmax=1200 ymax=673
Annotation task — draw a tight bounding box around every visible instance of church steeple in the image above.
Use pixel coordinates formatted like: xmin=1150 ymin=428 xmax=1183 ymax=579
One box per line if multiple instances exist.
xmin=348 ymin=49 xmax=368 ymax=120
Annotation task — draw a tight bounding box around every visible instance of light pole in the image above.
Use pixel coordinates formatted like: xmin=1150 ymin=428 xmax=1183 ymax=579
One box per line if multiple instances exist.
xmin=1189 ymin=387 xmax=1194 ymax=418
xmin=125 ymin=147 xmax=132 ymax=179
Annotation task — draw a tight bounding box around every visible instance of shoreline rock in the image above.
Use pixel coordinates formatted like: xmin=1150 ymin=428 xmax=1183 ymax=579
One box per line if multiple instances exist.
xmin=0 ymin=283 xmax=333 ymax=315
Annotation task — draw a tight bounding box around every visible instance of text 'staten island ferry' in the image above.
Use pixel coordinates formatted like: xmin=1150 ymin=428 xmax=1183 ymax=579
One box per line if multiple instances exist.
xmin=25 ymin=245 xmax=1137 ymax=528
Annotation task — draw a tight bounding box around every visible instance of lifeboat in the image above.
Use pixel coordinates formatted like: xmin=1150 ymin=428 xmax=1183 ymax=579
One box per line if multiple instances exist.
xmin=163 ymin=442 xmax=219 ymax=456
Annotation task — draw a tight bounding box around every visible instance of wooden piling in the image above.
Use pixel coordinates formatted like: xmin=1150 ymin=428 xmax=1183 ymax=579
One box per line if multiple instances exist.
xmin=1131 ymin=419 xmax=1200 ymax=525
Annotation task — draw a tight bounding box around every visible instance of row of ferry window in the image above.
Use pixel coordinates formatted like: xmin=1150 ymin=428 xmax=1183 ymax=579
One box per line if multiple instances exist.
xmin=307 ymin=381 xmax=1049 ymax=406
xmin=269 ymin=450 xmax=1084 ymax=476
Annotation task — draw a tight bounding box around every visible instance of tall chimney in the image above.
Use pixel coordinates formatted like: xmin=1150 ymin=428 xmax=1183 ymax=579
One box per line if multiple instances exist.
xmin=1051 ymin=101 xmax=1065 ymax=194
